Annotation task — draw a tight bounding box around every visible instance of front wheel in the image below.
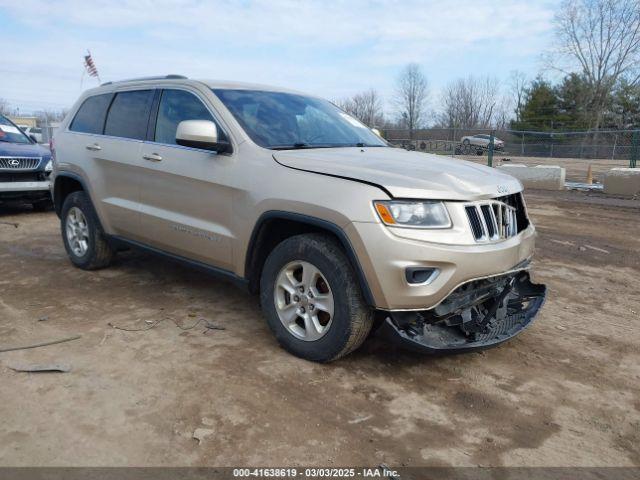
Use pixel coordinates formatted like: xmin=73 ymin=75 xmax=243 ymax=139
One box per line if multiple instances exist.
xmin=260 ymin=233 xmax=374 ymax=362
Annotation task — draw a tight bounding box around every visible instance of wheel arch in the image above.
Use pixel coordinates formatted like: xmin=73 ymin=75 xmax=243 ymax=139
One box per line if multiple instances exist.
xmin=53 ymin=172 xmax=88 ymax=218
xmin=245 ymin=211 xmax=375 ymax=306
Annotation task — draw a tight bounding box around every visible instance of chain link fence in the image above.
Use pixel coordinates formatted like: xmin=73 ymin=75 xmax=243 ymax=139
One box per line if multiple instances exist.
xmin=382 ymin=127 xmax=639 ymax=182
xmin=383 ymin=128 xmax=639 ymax=162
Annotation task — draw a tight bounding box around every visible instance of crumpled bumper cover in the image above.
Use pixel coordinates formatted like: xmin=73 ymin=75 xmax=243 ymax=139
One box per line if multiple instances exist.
xmin=380 ymin=270 xmax=547 ymax=354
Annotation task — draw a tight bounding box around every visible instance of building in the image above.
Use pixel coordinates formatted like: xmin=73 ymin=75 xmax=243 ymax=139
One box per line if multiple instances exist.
xmin=7 ymin=115 xmax=38 ymax=128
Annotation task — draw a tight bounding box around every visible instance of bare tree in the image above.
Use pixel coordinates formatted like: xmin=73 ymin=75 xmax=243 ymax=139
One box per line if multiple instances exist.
xmin=551 ymin=0 xmax=640 ymax=129
xmin=336 ymin=89 xmax=384 ymax=127
xmin=394 ymin=63 xmax=428 ymax=139
xmin=509 ymin=71 xmax=529 ymax=123
xmin=0 ymin=98 xmax=10 ymax=115
xmin=438 ymin=76 xmax=502 ymax=129
xmin=35 ymin=109 xmax=69 ymax=124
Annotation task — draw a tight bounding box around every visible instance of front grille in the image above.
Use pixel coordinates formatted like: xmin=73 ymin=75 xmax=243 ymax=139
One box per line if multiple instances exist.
xmin=496 ymin=192 xmax=530 ymax=233
xmin=0 ymin=172 xmax=47 ymax=182
xmin=465 ymin=193 xmax=529 ymax=242
xmin=0 ymin=156 xmax=41 ymax=170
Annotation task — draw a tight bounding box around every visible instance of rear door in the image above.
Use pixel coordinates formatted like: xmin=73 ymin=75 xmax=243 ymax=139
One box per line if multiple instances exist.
xmin=61 ymin=93 xmax=115 ymax=228
xmin=138 ymin=88 xmax=235 ymax=271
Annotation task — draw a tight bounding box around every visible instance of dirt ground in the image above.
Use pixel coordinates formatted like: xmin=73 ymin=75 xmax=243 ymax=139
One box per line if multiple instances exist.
xmin=0 ymin=190 xmax=639 ymax=468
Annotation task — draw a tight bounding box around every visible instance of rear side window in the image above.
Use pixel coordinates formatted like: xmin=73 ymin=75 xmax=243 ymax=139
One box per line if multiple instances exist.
xmin=154 ymin=89 xmax=225 ymax=145
xmin=69 ymin=94 xmax=112 ymax=134
xmin=104 ymin=90 xmax=154 ymax=140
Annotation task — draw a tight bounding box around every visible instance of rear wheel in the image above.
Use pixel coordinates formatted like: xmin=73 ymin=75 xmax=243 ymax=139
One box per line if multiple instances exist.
xmin=61 ymin=191 xmax=114 ymax=270
xmin=260 ymin=233 xmax=374 ymax=362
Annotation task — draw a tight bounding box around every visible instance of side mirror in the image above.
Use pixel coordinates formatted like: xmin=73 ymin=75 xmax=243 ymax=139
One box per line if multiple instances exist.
xmin=175 ymin=120 xmax=230 ymax=153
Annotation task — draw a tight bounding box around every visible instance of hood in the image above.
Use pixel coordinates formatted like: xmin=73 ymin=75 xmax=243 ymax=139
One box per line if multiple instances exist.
xmin=273 ymin=147 xmax=522 ymax=200
xmin=0 ymin=141 xmax=50 ymax=159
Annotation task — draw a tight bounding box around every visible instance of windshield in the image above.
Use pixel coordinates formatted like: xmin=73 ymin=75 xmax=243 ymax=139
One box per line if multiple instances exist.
xmin=212 ymin=89 xmax=387 ymax=149
xmin=0 ymin=115 xmax=33 ymax=144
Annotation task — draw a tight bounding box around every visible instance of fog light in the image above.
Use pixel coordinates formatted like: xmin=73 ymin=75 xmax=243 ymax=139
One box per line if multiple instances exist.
xmin=405 ymin=267 xmax=439 ymax=285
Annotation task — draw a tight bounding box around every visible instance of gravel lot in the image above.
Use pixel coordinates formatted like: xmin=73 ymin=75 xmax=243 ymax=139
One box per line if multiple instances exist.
xmin=0 ymin=189 xmax=638 ymax=467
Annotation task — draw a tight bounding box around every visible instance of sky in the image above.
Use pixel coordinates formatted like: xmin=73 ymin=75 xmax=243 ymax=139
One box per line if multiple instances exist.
xmin=0 ymin=0 xmax=559 ymax=116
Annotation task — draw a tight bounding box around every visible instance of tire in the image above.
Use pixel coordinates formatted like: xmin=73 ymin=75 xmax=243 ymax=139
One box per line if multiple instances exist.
xmin=260 ymin=233 xmax=374 ymax=362
xmin=463 ymin=138 xmax=470 ymax=145
xmin=60 ymin=191 xmax=114 ymax=270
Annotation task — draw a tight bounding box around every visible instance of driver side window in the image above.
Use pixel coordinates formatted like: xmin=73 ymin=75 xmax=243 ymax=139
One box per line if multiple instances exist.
xmin=155 ymin=89 xmax=225 ymax=146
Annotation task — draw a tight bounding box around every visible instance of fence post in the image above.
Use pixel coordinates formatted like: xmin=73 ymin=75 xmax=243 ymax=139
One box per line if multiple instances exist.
xmin=488 ymin=131 xmax=495 ymax=167
xmin=631 ymin=131 xmax=639 ymax=168
xmin=452 ymin=127 xmax=456 ymax=156
xmin=521 ymin=132 xmax=524 ymax=155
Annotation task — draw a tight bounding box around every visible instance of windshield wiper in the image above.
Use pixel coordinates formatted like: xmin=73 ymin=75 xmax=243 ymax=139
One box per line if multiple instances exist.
xmin=271 ymin=143 xmax=334 ymax=150
xmin=270 ymin=142 xmax=386 ymax=150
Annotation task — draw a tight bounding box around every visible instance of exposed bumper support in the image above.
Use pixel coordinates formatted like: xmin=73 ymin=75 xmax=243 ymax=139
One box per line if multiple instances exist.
xmin=380 ymin=270 xmax=546 ymax=353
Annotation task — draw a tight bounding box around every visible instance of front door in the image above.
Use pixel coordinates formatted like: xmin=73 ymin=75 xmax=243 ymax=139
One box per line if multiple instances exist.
xmin=138 ymin=88 xmax=235 ymax=271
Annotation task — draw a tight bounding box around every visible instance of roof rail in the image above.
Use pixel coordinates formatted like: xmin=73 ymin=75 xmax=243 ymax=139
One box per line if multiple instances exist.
xmin=100 ymin=74 xmax=188 ymax=86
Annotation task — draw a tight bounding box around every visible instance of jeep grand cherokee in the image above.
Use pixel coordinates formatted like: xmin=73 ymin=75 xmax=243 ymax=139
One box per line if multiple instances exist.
xmin=52 ymin=75 xmax=546 ymax=362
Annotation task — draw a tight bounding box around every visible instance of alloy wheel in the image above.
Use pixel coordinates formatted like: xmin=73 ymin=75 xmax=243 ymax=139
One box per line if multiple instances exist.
xmin=274 ymin=260 xmax=335 ymax=341
xmin=66 ymin=206 xmax=90 ymax=257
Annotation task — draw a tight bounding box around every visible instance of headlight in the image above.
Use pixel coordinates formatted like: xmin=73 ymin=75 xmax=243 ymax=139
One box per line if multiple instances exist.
xmin=44 ymin=160 xmax=52 ymax=172
xmin=374 ymin=200 xmax=451 ymax=228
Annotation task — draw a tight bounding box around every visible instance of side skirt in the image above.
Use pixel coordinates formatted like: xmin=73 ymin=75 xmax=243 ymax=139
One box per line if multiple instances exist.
xmin=108 ymin=235 xmax=250 ymax=291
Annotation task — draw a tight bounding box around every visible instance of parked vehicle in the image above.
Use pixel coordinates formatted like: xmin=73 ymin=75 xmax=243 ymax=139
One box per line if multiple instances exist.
xmin=0 ymin=115 xmax=53 ymax=210
xmin=52 ymin=75 xmax=546 ymax=362
xmin=19 ymin=126 xmax=44 ymax=143
xmin=461 ymin=134 xmax=505 ymax=151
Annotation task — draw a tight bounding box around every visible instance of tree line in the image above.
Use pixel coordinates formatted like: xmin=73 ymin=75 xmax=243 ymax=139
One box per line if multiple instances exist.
xmin=3 ymin=1 xmax=638 ymax=136
xmin=336 ymin=0 xmax=640 ymax=136
xmin=0 ymin=99 xmax=68 ymax=125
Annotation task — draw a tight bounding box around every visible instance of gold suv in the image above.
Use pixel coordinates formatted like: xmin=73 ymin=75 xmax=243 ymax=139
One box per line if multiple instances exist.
xmin=52 ymin=75 xmax=546 ymax=362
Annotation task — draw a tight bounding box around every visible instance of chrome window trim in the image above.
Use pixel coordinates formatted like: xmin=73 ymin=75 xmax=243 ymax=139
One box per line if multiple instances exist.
xmin=64 ymin=85 xmax=236 ymax=155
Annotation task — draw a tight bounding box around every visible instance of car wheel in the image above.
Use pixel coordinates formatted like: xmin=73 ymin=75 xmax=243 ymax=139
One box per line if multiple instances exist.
xmin=260 ymin=233 xmax=374 ymax=362
xmin=61 ymin=191 xmax=114 ymax=270
xmin=463 ymin=139 xmax=470 ymax=145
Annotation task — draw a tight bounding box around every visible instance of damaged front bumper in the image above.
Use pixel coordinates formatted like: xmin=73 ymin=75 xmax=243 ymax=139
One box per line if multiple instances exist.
xmin=380 ymin=270 xmax=546 ymax=353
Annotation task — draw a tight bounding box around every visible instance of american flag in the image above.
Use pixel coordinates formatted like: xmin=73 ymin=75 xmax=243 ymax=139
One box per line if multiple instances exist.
xmin=83 ymin=50 xmax=100 ymax=81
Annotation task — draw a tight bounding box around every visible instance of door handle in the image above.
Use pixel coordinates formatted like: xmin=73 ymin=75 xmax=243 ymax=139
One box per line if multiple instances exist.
xmin=143 ymin=153 xmax=163 ymax=162
xmin=86 ymin=144 xmax=101 ymax=151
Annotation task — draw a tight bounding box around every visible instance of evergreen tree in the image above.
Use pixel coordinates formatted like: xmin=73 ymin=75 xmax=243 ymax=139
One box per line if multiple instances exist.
xmin=511 ymin=78 xmax=559 ymax=131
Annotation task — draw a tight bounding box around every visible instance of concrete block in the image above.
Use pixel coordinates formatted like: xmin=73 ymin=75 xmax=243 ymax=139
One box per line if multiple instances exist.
xmin=497 ymin=165 xmax=565 ymax=191
xmin=603 ymin=168 xmax=640 ymax=197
